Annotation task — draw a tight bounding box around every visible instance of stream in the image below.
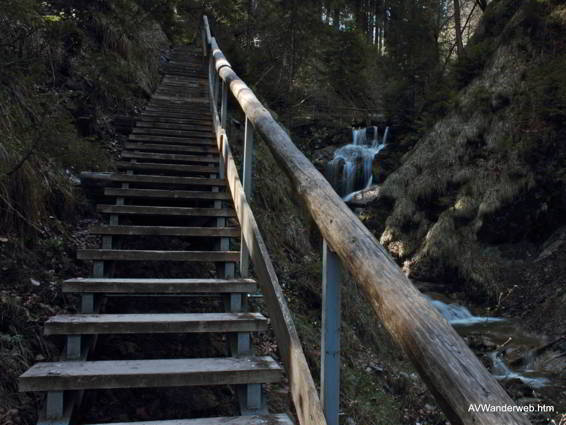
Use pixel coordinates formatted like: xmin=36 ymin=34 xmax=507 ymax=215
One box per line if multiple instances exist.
xmin=424 ymin=288 xmax=564 ymax=401
xmin=324 ymin=127 xmax=565 ymax=409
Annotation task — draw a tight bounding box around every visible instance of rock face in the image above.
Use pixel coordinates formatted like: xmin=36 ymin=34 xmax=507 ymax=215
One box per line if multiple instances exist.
xmin=373 ymin=0 xmax=566 ymax=317
xmin=372 ymin=143 xmax=399 ymax=184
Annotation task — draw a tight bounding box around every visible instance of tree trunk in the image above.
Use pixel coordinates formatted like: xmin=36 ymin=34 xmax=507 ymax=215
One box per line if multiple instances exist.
xmin=333 ymin=7 xmax=340 ymax=29
xmin=453 ymin=0 xmax=464 ymax=58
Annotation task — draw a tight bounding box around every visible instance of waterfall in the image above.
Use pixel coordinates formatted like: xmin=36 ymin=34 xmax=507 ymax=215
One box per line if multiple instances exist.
xmin=428 ymin=298 xmax=505 ymax=326
xmin=326 ymin=126 xmax=389 ymax=199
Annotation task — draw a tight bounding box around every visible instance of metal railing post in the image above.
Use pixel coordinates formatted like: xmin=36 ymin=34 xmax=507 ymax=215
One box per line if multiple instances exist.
xmin=321 ymin=239 xmax=341 ymax=425
xmin=201 ymin=27 xmax=207 ymax=57
xmin=240 ymin=117 xmax=254 ymax=277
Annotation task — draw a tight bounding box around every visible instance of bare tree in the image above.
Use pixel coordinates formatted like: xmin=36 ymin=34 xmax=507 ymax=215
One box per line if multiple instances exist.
xmin=453 ymin=0 xmax=464 ymax=57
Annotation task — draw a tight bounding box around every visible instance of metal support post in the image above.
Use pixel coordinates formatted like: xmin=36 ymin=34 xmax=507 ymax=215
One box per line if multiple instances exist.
xmin=240 ymin=117 xmax=254 ymax=278
xmin=45 ymin=391 xmax=64 ymax=419
xmin=321 ymin=239 xmax=341 ymax=425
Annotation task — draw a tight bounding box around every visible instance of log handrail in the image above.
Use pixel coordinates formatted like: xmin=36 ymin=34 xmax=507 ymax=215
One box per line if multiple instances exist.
xmin=202 ymin=15 xmax=532 ymax=425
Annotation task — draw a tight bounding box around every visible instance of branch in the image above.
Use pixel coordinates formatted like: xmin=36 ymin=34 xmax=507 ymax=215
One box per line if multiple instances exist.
xmin=440 ymin=0 xmax=478 ymax=74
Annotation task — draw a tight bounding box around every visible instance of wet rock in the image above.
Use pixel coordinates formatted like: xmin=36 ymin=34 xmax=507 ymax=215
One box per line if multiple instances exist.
xmin=347 ymin=186 xmax=381 ymax=206
xmin=373 ymin=143 xmax=400 ymax=183
xmin=312 ymin=145 xmax=339 ymax=171
xmin=503 ymin=378 xmax=533 ymax=399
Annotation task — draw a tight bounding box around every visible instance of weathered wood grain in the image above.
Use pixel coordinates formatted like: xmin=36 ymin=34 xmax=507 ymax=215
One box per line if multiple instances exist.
xmin=19 ymin=357 xmax=281 ymax=392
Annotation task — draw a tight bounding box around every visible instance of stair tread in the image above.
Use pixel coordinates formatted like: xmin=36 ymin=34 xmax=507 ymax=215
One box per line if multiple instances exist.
xmin=108 ymin=174 xmax=226 ymax=186
xmin=63 ymin=277 xmax=256 ymax=293
xmin=141 ymin=111 xmax=211 ymax=119
xmin=19 ymin=356 xmax=282 ymax=391
xmin=45 ymin=312 xmax=267 ymax=335
xmin=77 ymin=249 xmax=240 ymax=262
xmin=115 ymin=162 xmax=219 ymax=173
xmin=132 ymin=128 xmax=212 ymax=137
xmin=104 ymin=188 xmax=230 ymax=200
xmin=129 ymin=135 xmax=215 ymax=144
xmin=89 ymin=225 xmax=239 ymax=237
xmin=82 ymin=414 xmax=294 ymax=425
xmin=137 ymin=116 xmax=211 ymax=125
xmin=121 ymin=152 xmax=219 ymax=164
xmin=124 ymin=142 xmax=217 ymax=153
xmin=96 ymin=205 xmax=236 ymax=217
xmin=136 ymin=122 xmax=210 ymax=131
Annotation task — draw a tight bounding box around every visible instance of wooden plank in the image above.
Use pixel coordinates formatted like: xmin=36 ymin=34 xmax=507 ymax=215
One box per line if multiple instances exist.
xmin=132 ymin=128 xmax=211 ymax=138
xmin=81 ymin=414 xmax=294 ymax=425
xmin=19 ymin=356 xmax=282 ymax=391
xmin=44 ymin=312 xmax=268 ymax=335
xmin=136 ymin=122 xmax=210 ymax=131
xmin=209 ymin=35 xmax=532 ymax=425
xmin=77 ymin=249 xmax=240 ymax=262
xmin=121 ymin=152 xmax=219 ymax=164
xmin=108 ymin=174 xmax=226 ymax=186
xmin=137 ymin=116 xmax=211 ymax=125
xmin=144 ymin=108 xmax=211 ymax=117
xmin=152 ymin=95 xmax=209 ymax=103
xmin=128 ymin=135 xmax=214 ymax=144
xmin=104 ymin=188 xmax=230 ymax=201
xmin=141 ymin=111 xmax=211 ymax=120
xmin=96 ymin=205 xmax=236 ymax=217
xmin=115 ymin=162 xmax=219 ymax=173
xmin=63 ymin=278 xmax=256 ymax=294
xmin=124 ymin=143 xmax=216 ymax=154
xmin=146 ymin=102 xmax=210 ymax=110
xmin=89 ymin=225 xmax=239 ymax=237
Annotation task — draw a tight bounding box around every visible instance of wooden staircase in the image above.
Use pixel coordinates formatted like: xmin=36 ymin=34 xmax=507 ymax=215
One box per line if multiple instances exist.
xmin=19 ymin=46 xmax=292 ymax=425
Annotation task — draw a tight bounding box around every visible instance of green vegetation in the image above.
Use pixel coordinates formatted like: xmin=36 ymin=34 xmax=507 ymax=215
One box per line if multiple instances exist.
xmin=0 ymin=0 xmax=180 ymax=240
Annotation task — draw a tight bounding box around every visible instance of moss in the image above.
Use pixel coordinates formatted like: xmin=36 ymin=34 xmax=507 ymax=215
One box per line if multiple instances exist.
xmin=452 ymin=39 xmax=498 ymax=89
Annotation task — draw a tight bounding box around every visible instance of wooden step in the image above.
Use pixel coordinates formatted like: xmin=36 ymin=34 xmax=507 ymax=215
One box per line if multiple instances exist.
xmin=121 ymin=151 xmax=219 ymax=164
xmin=77 ymin=250 xmax=240 ymax=262
xmin=63 ymin=278 xmax=256 ymax=294
xmin=143 ymin=108 xmax=211 ymax=118
xmin=147 ymin=100 xmax=209 ymax=107
xmin=108 ymin=174 xmax=226 ymax=186
xmin=138 ymin=116 xmax=211 ymax=126
xmin=163 ymin=72 xmax=207 ymax=78
xmin=82 ymin=414 xmax=294 ymax=425
xmin=124 ymin=142 xmax=216 ymax=154
xmin=104 ymin=188 xmax=230 ymax=201
xmin=89 ymin=225 xmax=239 ymax=237
xmin=96 ymin=205 xmax=236 ymax=218
xmin=45 ymin=312 xmax=268 ymax=335
xmin=154 ymin=92 xmax=206 ymax=99
xmin=163 ymin=76 xmax=207 ymax=83
xmin=150 ymin=97 xmax=210 ymax=106
xmin=129 ymin=135 xmax=214 ymax=144
xmin=155 ymin=86 xmax=205 ymax=93
xmin=124 ymin=142 xmax=218 ymax=155
xmin=136 ymin=122 xmax=210 ymax=131
xmin=141 ymin=111 xmax=211 ymax=120
xmin=132 ymin=128 xmax=211 ymax=138
xmin=151 ymin=95 xmax=209 ymax=103
xmin=19 ymin=356 xmax=282 ymax=391
xmin=146 ymin=104 xmax=210 ymax=113
xmin=115 ymin=162 xmax=219 ymax=174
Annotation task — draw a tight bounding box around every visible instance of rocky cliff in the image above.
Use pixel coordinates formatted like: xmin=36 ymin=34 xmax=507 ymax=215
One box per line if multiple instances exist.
xmin=373 ymin=0 xmax=566 ymax=334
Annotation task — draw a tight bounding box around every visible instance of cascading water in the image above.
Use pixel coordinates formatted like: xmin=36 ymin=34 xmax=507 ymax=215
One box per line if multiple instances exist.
xmin=428 ymin=296 xmax=552 ymax=389
xmin=326 ymin=126 xmax=389 ymax=201
xmin=427 ymin=297 xmax=505 ymax=326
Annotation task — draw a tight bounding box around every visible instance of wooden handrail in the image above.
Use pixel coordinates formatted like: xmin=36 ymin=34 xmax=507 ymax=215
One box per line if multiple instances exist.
xmin=203 ymin=16 xmax=532 ymax=425
xmin=205 ymin=33 xmax=328 ymax=425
